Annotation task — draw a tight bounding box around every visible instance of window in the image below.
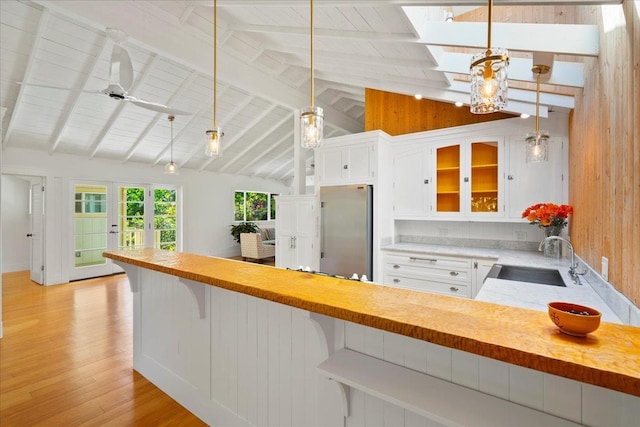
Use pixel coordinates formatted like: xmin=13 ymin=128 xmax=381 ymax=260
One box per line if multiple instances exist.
xmin=234 ymin=191 xmax=278 ymax=222
xmin=154 ymin=188 xmax=177 ymax=251
xmin=75 ymin=192 xmax=107 ymax=213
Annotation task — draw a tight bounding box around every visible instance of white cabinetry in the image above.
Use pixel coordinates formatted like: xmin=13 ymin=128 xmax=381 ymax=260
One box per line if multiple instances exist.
xmin=316 ymin=142 xmax=374 ymax=186
xmin=393 ymin=146 xmax=432 ymax=217
xmin=432 ymin=138 xmax=505 ymax=219
xmin=384 ymin=251 xmax=498 ymax=299
xmin=383 ymin=252 xmax=472 ymax=298
xmin=506 ymin=137 xmax=565 ymax=219
xmin=275 ymin=195 xmax=318 ymax=270
xmin=472 ymin=257 xmax=497 ymax=298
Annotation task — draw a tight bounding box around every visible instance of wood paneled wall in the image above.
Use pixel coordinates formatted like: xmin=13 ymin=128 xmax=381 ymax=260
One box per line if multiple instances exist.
xmin=569 ymin=2 xmax=640 ymax=305
xmin=364 ymin=89 xmax=515 ymax=135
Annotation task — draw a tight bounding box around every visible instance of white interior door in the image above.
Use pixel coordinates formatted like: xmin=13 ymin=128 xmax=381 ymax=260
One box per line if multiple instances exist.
xmin=29 ymin=183 xmax=44 ymax=284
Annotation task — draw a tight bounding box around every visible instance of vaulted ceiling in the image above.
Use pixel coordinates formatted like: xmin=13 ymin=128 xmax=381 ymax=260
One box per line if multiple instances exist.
xmin=0 ymin=1 xmax=613 ymax=183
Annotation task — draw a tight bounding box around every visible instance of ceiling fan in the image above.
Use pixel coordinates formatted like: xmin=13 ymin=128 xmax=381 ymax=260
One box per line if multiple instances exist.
xmin=19 ymin=28 xmax=190 ymax=116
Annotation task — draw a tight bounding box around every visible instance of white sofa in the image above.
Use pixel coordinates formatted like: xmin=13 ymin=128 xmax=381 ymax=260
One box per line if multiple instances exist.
xmin=240 ymin=232 xmax=275 ymax=262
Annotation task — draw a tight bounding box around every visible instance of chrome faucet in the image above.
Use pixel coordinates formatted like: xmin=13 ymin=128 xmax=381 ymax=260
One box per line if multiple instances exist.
xmin=538 ymin=236 xmax=583 ymax=284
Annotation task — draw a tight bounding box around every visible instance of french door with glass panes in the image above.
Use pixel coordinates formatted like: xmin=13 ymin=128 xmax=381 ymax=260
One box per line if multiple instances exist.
xmin=70 ymin=182 xmax=179 ymax=281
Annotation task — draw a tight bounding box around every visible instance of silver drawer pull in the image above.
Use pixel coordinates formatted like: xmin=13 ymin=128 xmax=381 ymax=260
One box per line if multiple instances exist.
xmin=450 ymin=271 xmax=459 ymax=276
xmin=393 ymin=279 xmax=400 ymax=283
xmin=449 ymin=287 xmax=459 ymax=292
xmin=393 ymin=264 xmax=400 ymax=269
xmin=409 ymin=257 xmax=437 ymax=263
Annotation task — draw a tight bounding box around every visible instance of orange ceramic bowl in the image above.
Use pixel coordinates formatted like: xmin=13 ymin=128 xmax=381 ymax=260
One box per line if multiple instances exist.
xmin=548 ymin=302 xmax=601 ymax=337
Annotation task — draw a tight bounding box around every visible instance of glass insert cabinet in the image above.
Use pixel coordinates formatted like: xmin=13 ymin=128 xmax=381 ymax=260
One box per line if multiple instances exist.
xmin=434 ymin=139 xmax=503 ymax=217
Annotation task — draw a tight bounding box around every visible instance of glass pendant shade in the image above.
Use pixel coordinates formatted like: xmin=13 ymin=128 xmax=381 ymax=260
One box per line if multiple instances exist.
xmin=164 ymin=161 xmax=178 ymax=174
xmin=470 ymin=47 xmax=509 ymax=114
xmin=205 ymin=128 xmax=223 ymax=157
xmin=301 ymin=106 xmax=323 ymax=149
xmin=525 ymin=131 xmax=550 ymax=163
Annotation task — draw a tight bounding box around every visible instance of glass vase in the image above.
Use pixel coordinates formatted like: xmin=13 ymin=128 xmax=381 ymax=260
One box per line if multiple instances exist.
xmin=542 ymin=225 xmax=563 ymax=258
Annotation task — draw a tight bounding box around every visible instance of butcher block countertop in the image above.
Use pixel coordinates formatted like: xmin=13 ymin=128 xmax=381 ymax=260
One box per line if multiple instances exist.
xmin=104 ymin=248 xmax=640 ymax=397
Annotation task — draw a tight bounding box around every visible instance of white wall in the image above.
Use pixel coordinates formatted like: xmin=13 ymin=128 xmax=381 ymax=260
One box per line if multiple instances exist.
xmin=1 ymin=175 xmax=31 ymax=272
xmin=1 ymin=146 xmax=290 ymax=285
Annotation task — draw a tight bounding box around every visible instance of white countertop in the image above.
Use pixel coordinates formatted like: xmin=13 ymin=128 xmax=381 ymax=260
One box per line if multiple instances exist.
xmin=382 ymin=243 xmax=622 ymax=324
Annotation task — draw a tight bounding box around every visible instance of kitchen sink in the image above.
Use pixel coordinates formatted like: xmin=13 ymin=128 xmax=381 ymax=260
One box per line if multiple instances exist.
xmin=486 ymin=264 xmax=566 ymax=287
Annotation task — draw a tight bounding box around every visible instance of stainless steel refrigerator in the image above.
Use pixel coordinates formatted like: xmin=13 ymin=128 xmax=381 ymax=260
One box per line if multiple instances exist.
xmin=320 ymin=184 xmax=373 ymax=280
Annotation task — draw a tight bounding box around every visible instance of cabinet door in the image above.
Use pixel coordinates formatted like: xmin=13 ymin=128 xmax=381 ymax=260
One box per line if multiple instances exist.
xmin=433 ymin=142 xmax=462 ymax=215
xmin=469 ymin=139 xmax=503 ymax=217
xmin=275 ymin=200 xmax=296 ymax=269
xmin=473 ymin=258 xmax=497 ymax=298
xmin=506 ymin=138 xmax=564 ymax=218
xmin=393 ymin=147 xmax=430 ymax=217
xmin=345 ymin=144 xmax=373 ymax=182
xmin=318 ymin=147 xmax=345 ymax=184
xmin=294 ymin=198 xmax=317 ymax=270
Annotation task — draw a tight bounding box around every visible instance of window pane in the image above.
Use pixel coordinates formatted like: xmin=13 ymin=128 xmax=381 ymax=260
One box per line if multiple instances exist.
xmin=234 ymin=192 xmax=245 ymax=221
xmin=154 ymin=188 xmax=177 ymax=252
xmin=245 ymin=192 xmax=268 ymax=221
xmin=270 ymin=194 xmax=278 ymax=220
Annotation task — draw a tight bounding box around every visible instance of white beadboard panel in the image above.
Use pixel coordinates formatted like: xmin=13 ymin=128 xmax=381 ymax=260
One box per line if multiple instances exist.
xmin=278 ymin=305 xmax=293 ymax=427
xmin=543 ymin=374 xmax=583 ymax=423
xmin=365 ymin=327 xmax=385 ymax=359
xmin=267 ymin=302 xmax=281 ymax=426
xmin=621 ymin=393 xmax=640 ymax=427
xmin=382 ymin=331 xmax=405 ymax=365
xmin=345 ymin=321 xmax=367 ymax=354
xmin=509 ymin=365 xmax=544 ymax=411
xmin=405 ymin=410 xmax=429 ymax=427
xmin=236 ymin=293 xmax=249 ymax=421
xmin=581 ymin=383 xmax=625 ymax=427
xmin=256 ymin=299 xmax=269 ymax=425
xmin=347 ymin=389 xmax=366 ymax=427
xmin=246 ymin=296 xmax=259 ymax=425
xmin=383 ymin=403 xmax=405 ymax=427
xmin=425 ymin=342 xmax=452 ymax=381
xmin=478 ymin=356 xmax=510 ymax=400
xmin=365 ymin=395 xmax=385 ymax=427
xmin=291 ymin=308 xmax=307 ymax=427
xmin=403 ymin=337 xmax=428 ymax=374
xmin=451 ymin=349 xmax=479 ymax=390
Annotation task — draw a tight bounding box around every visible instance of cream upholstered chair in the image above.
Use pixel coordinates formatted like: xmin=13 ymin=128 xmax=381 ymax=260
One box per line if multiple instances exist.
xmin=240 ymin=233 xmax=275 ymax=263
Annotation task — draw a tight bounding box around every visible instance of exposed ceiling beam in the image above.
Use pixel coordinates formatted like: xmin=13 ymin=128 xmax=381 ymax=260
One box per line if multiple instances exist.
xmin=198 ymin=105 xmax=279 ymax=172
xmin=216 ymin=113 xmax=293 ymax=173
xmin=253 ymin=145 xmax=294 ymax=178
xmin=265 ymin=147 xmax=295 ymax=180
xmin=3 ymin=9 xmax=49 ymax=149
xmin=199 ymin=1 xmax=622 ymax=5
xmin=236 ymin=130 xmax=294 ymax=176
xmin=88 ymin=54 xmax=160 ymax=159
xmin=435 ymin=53 xmax=584 ymax=88
xmin=419 ymin=22 xmax=599 ymax=56
xmin=123 ymin=71 xmax=198 ymax=163
xmin=49 ymin=37 xmax=109 ymax=154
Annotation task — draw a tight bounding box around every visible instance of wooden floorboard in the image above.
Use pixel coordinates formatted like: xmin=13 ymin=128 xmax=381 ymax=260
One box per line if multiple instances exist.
xmin=0 ymin=271 xmax=207 ymax=426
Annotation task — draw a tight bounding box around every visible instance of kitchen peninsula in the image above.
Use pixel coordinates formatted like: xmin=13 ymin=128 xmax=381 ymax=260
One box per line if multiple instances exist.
xmin=104 ymin=249 xmax=640 ymax=426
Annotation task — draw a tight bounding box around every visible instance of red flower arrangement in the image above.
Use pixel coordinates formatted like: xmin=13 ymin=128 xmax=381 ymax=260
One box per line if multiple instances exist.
xmin=522 ymin=203 xmax=573 ymax=228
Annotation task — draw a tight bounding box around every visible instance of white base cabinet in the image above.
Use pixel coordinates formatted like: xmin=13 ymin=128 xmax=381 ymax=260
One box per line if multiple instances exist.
xmin=275 ymin=195 xmax=319 ymax=271
xmin=384 ymin=251 xmax=497 ymax=299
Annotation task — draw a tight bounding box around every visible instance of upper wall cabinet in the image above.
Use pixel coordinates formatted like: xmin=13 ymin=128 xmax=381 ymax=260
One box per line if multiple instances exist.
xmin=390 ymin=117 xmax=568 ymax=222
xmin=433 ymin=138 xmax=505 ymax=219
xmin=506 ymin=137 xmax=565 ymax=219
xmin=316 ymin=142 xmax=375 ymax=186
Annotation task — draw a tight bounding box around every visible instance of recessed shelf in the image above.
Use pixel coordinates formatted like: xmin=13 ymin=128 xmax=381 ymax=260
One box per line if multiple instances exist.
xmin=437 ymin=191 xmax=460 ymax=195
xmin=471 ymin=163 xmax=498 ymax=169
xmin=437 ymin=167 xmax=460 ymax=172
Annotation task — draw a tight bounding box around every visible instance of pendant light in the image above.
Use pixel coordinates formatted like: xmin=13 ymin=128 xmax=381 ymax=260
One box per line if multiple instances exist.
xmin=164 ymin=115 xmax=178 ymax=174
xmin=205 ymin=0 xmax=223 ymax=157
xmin=300 ymin=0 xmax=323 ymax=149
xmin=470 ymin=0 xmax=509 ymax=114
xmin=525 ymin=64 xmax=551 ymax=163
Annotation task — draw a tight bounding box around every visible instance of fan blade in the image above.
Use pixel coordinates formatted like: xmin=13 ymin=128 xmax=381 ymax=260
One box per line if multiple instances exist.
xmin=126 ymin=97 xmax=191 ymax=115
xmin=109 ymin=45 xmax=134 ymax=91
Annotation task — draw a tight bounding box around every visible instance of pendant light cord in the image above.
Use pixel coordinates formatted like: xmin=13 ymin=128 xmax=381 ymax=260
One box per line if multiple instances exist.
xmin=213 ymin=0 xmax=218 ymax=128
xmin=310 ymin=0 xmax=314 ymax=108
xmin=535 ymin=71 xmax=540 ymax=134
xmin=487 ymin=0 xmax=493 ymax=49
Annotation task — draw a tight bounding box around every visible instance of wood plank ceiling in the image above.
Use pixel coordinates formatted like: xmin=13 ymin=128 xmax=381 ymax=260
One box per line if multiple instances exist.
xmin=0 ymin=1 xmax=616 ymax=183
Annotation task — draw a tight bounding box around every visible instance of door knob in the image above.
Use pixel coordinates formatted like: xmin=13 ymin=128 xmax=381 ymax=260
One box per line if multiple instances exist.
xmin=26 ymin=233 xmax=33 ymax=237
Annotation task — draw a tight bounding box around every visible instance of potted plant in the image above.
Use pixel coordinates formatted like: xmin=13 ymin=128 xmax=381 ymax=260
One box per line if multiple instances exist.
xmin=230 ymin=221 xmax=259 ymax=243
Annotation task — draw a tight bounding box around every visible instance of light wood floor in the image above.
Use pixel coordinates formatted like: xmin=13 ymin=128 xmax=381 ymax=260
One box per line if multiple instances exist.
xmin=0 ymin=271 xmax=207 ymax=426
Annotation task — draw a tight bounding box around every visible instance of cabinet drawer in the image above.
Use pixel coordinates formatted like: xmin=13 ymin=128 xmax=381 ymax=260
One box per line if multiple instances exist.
xmin=385 ymin=253 xmax=471 ymax=270
xmin=385 ymin=262 xmax=470 ymax=283
xmin=385 ymin=274 xmax=471 ymax=298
